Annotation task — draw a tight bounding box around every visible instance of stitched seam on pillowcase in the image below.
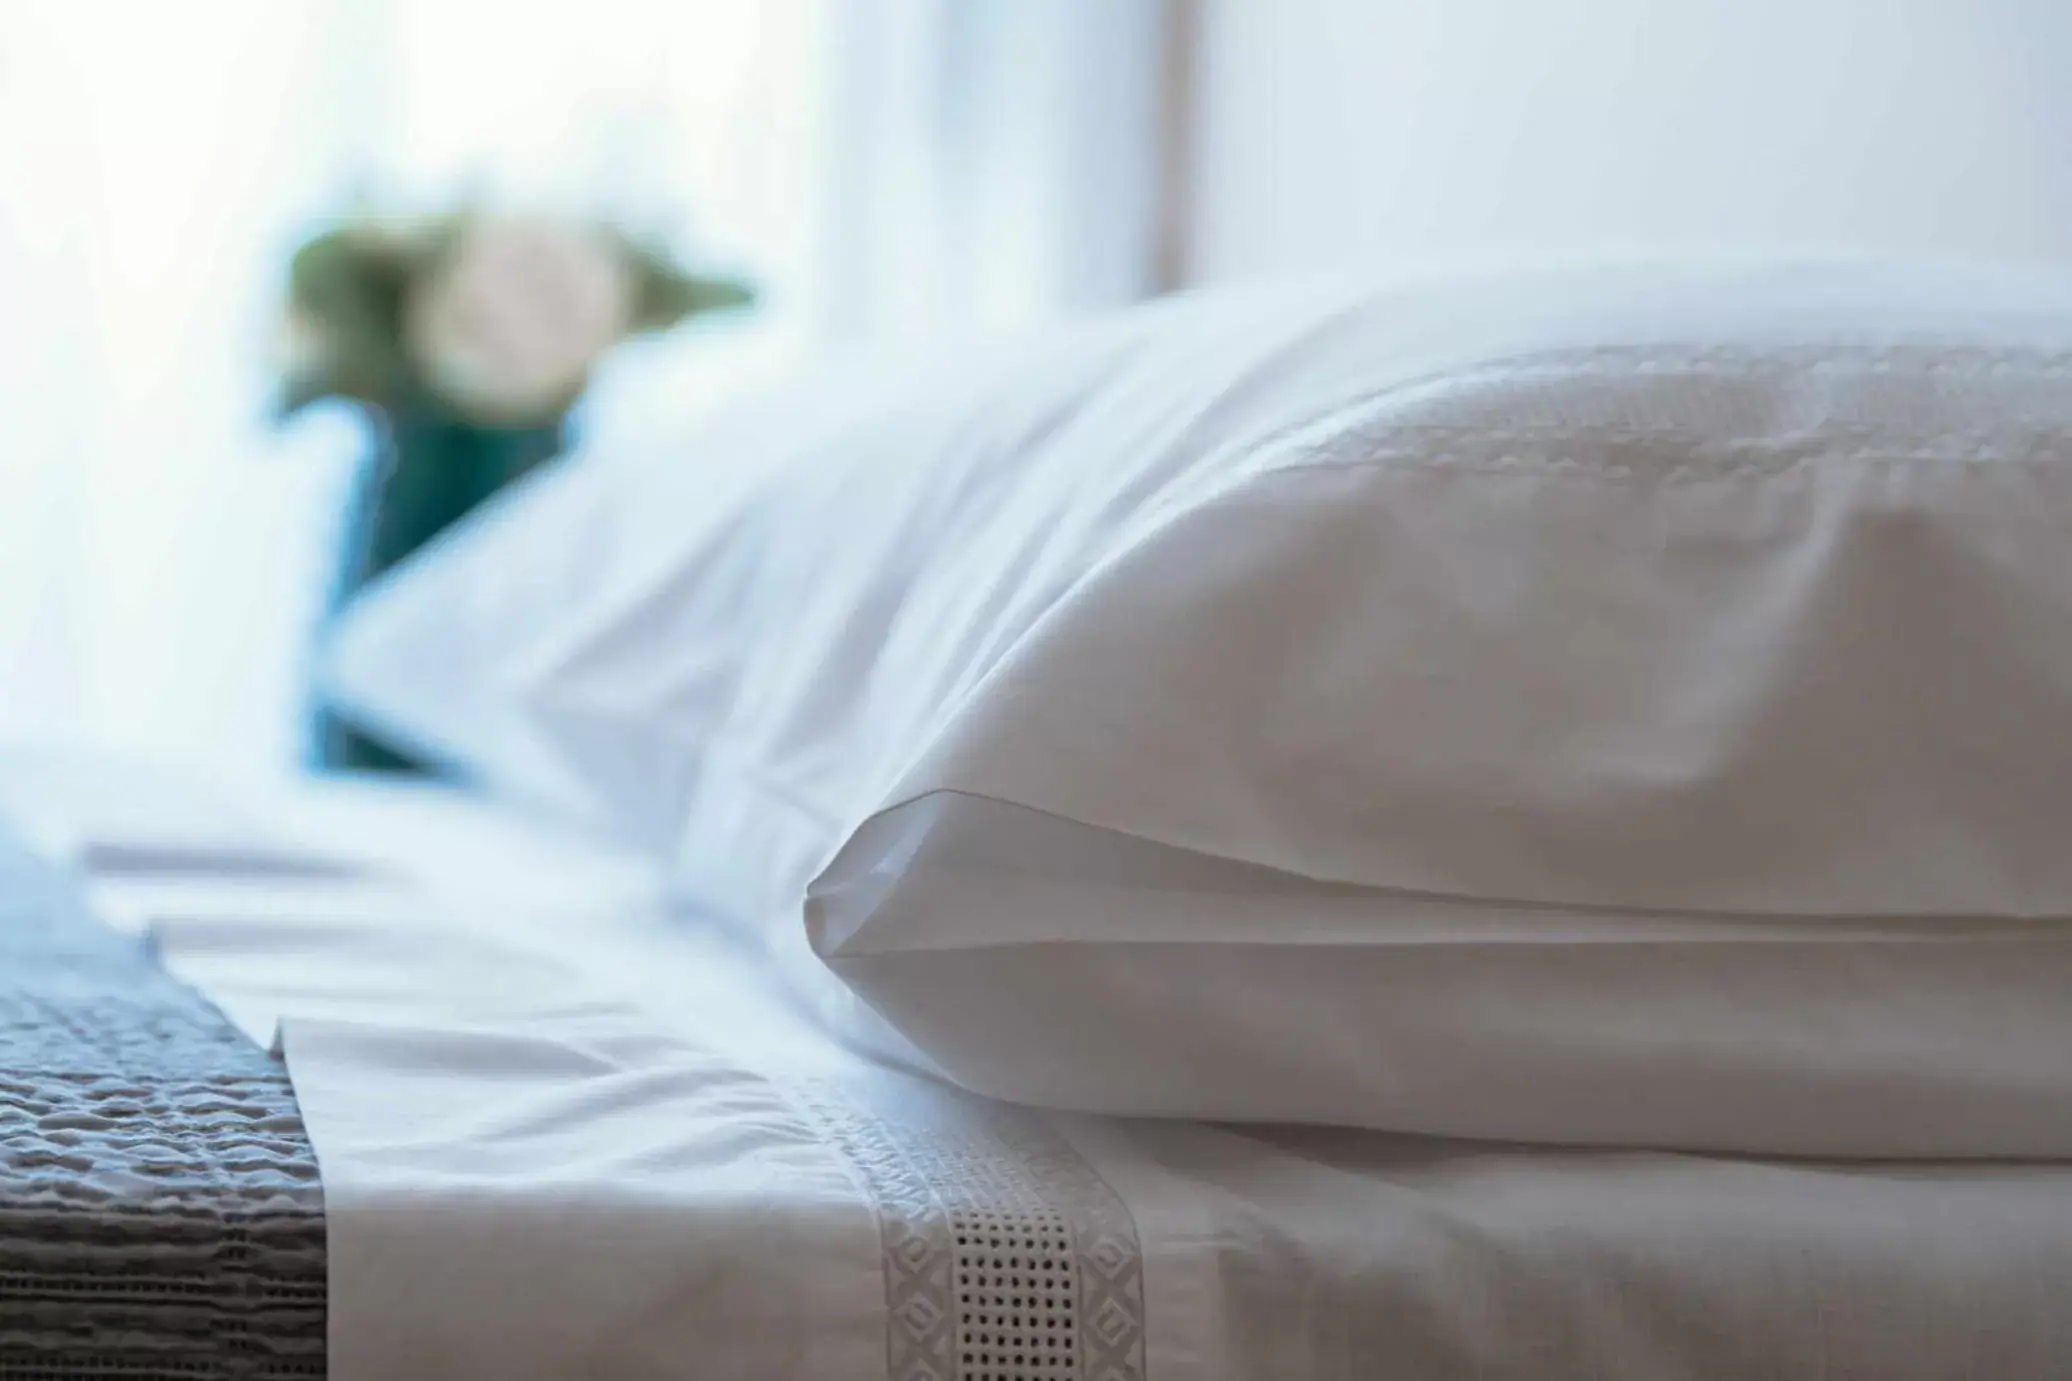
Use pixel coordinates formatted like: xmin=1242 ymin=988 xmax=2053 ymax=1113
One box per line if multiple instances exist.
xmin=1322 ymin=422 xmax=2072 ymax=444
xmin=1196 ymin=342 xmax=2072 ymax=489
xmin=1507 ymin=343 xmax=2072 ymax=374
xmin=1275 ymin=440 xmax=2072 ymax=482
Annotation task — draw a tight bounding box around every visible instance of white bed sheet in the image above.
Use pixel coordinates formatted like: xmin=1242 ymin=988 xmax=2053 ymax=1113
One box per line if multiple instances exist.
xmin=13 ymin=756 xmax=2072 ymax=1380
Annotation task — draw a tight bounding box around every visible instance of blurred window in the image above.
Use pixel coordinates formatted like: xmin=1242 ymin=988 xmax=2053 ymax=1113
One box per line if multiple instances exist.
xmin=0 ymin=0 xmax=1168 ymax=774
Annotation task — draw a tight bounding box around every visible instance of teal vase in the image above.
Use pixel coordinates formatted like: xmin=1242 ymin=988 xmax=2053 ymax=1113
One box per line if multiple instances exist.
xmin=315 ymin=398 xmax=564 ymax=772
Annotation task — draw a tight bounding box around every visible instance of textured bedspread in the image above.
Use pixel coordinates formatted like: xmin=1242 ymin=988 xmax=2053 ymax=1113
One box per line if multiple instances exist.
xmin=0 ymin=828 xmax=325 ymax=1380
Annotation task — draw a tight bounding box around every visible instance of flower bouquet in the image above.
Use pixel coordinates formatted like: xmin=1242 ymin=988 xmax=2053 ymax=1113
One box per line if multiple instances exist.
xmin=280 ymin=212 xmax=751 ymax=770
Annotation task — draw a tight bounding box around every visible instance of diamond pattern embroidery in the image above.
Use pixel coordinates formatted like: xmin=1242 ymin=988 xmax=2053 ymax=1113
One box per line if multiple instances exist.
xmin=793 ymin=1074 xmax=1146 ymax=1381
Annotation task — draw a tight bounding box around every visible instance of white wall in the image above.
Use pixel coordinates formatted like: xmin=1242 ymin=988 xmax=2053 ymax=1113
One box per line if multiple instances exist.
xmin=1187 ymin=0 xmax=2072 ymax=284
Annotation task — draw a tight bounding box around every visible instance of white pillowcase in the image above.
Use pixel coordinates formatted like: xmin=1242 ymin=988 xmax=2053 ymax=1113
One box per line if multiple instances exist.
xmin=329 ymin=259 xmax=2072 ymax=1156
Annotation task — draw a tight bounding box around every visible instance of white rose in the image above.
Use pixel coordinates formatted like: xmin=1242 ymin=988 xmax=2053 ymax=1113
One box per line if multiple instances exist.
xmin=405 ymin=218 xmax=634 ymax=423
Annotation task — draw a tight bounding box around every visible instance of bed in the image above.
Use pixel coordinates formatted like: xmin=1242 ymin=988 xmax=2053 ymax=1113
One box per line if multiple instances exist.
xmin=6 ymin=753 xmax=2072 ymax=1381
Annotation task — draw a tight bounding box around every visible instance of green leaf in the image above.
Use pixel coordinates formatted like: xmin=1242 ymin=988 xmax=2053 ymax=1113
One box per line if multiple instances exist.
xmin=626 ymin=244 xmax=756 ymax=331
xmin=285 ymin=225 xmax=428 ymax=405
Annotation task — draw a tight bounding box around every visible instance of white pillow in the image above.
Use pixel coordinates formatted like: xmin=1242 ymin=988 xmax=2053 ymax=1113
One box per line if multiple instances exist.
xmin=329 ymin=259 xmax=2072 ymax=1156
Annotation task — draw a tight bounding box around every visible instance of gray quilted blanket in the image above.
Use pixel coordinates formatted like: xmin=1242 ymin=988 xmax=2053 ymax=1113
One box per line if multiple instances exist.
xmin=0 ymin=827 xmax=326 ymax=1380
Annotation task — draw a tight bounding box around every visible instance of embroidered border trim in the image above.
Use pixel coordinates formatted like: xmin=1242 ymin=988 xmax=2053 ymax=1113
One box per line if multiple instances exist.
xmin=792 ymin=1074 xmax=1146 ymax=1381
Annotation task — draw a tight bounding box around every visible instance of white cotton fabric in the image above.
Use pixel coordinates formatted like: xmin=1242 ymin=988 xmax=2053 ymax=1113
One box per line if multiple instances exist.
xmin=327 ymin=260 xmax=2072 ymax=1155
xmin=60 ymin=772 xmax=2072 ymax=1381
